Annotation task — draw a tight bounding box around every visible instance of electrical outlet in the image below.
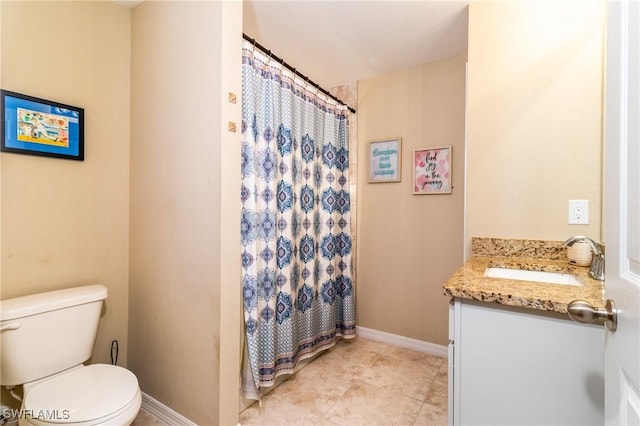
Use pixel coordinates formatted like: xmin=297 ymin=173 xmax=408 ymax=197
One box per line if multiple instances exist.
xmin=569 ymin=200 xmax=589 ymax=224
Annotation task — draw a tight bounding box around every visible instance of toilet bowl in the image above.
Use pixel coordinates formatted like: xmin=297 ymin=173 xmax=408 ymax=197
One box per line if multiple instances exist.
xmin=21 ymin=364 xmax=141 ymax=426
xmin=0 ymin=285 xmax=141 ymax=426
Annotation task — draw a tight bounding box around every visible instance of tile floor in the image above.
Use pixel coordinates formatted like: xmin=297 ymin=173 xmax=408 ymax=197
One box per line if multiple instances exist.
xmin=240 ymin=337 xmax=448 ymax=425
xmin=131 ymin=337 xmax=448 ymax=426
xmin=131 ymin=409 xmax=169 ymax=426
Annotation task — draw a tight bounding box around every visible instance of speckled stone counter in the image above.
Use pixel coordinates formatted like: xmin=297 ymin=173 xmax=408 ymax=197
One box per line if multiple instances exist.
xmin=443 ymin=237 xmax=605 ymax=313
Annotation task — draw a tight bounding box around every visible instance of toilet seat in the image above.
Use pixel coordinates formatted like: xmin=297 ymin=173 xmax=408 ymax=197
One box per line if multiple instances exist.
xmin=22 ymin=364 xmax=140 ymax=425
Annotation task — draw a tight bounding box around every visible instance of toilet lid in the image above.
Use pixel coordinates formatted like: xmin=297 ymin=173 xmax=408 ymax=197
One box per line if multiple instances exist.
xmin=24 ymin=364 xmax=139 ymax=424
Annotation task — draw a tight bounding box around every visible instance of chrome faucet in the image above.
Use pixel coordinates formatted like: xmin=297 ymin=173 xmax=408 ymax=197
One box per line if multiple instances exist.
xmin=563 ymin=235 xmax=605 ymax=281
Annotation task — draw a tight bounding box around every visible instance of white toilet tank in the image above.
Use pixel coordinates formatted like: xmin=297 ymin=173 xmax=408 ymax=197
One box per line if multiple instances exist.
xmin=0 ymin=285 xmax=108 ymax=387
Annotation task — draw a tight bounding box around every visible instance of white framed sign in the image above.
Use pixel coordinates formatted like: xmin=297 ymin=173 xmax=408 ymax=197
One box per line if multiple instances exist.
xmin=368 ymin=138 xmax=401 ymax=183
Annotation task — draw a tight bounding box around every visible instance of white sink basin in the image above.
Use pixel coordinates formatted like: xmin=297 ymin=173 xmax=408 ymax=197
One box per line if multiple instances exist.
xmin=484 ymin=267 xmax=582 ymax=286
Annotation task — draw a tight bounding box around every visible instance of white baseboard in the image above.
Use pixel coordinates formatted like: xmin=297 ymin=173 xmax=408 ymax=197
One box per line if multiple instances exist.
xmin=356 ymin=326 xmax=448 ymax=358
xmin=141 ymin=392 xmax=197 ymax=426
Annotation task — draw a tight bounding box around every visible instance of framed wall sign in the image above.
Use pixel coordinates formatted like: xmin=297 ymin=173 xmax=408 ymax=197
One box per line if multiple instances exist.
xmin=1 ymin=90 xmax=84 ymax=161
xmin=368 ymin=138 xmax=401 ymax=183
xmin=413 ymin=146 xmax=452 ymax=194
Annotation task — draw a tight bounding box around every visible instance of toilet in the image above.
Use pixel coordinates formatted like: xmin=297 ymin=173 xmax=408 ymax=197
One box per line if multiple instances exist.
xmin=0 ymin=285 xmax=141 ymax=426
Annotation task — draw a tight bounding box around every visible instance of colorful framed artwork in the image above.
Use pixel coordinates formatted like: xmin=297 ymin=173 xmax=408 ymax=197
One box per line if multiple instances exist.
xmin=368 ymin=138 xmax=401 ymax=183
xmin=1 ymin=90 xmax=84 ymax=161
xmin=413 ymin=146 xmax=452 ymax=194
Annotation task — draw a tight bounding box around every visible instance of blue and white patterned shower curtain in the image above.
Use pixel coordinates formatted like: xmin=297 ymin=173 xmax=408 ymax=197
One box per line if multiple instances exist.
xmin=241 ymin=40 xmax=356 ymax=399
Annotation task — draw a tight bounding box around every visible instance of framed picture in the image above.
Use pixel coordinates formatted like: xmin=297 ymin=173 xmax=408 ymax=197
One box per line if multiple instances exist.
xmin=413 ymin=146 xmax=452 ymax=194
xmin=368 ymin=138 xmax=401 ymax=183
xmin=1 ymin=90 xmax=84 ymax=161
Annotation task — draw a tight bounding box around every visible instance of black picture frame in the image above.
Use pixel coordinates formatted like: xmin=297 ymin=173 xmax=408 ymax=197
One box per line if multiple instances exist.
xmin=1 ymin=90 xmax=84 ymax=161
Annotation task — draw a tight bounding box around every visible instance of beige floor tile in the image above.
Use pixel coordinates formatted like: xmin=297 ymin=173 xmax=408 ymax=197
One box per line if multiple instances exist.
xmin=130 ymin=408 xmax=170 ymax=426
xmin=414 ymin=403 xmax=448 ymax=426
xmin=323 ymin=338 xmax=385 ymax=368
xmin=340 ymin=336 xmax=396 ymax=356
xmin=323 ymin=381 xmax=423 ymax=426
xmin=435 ymin=360 xmax=448 ymax=381
xmin=239 ymin=394 xmax=332 ymax=426
xmin=240 ymin=361 xmax=352 ymax=425
xmin=424 ymin=377 xmax=448 ymax=411
xmin=269 ymin=368 xmax=352 ymax=415
xmin=296 ymin=345 xmax=371 ymax=385
xmin=425 ymin=363 xmax=449 ymax=410
xmin=381 ymin=345 xmax=443 ymax=366
xmin=239 ymin=337 xmax=449 ymax=426
xmin=359 ymin=353 xmax=442 ymax=401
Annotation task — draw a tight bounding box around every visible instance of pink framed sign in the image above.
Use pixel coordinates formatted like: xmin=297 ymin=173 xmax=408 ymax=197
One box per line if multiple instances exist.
xmin=412 ymin=146 xmax=452 ymax=194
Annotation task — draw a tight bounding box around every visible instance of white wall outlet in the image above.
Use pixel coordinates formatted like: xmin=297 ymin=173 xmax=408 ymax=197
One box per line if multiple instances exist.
xmin=569 ymin=200 xmax=589 ymax=224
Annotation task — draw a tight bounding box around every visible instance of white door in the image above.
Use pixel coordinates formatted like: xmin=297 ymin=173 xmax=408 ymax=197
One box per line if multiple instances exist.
xmin=604 ymin=0 xmax=640 ymax=424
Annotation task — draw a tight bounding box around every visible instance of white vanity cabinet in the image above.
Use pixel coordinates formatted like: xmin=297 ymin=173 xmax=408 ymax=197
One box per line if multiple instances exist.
xmin=448 ymin=298 xmax=604 ymax=426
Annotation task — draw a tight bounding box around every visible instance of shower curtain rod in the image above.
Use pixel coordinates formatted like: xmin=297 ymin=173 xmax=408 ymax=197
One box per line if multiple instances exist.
xmin=242 ymin=33 xmax=356 ymax=114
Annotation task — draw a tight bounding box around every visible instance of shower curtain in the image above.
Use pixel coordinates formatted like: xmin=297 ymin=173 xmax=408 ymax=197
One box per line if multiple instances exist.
xmin=241 ymin=39 xmax=356 ymax=399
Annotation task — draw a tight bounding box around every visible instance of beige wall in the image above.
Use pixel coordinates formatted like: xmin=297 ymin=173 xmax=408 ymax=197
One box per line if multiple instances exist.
xmin=357 ymin=54 xmax=467 ymax=346
xmin=1 ymin=1 xmax=242 ymax=421
xmin=218 ymin=2 xmax=243 ymax=423
xmin=466 ymin=0 xmax=605 ymax=254
xmin=0 ymin=0 xmax=130 ymax=368
xmin=129 ymin=2 xmax=241 ymax=424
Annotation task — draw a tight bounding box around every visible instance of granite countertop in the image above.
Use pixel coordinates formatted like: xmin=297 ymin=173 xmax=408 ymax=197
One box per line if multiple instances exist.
xmin=443 ymin=237 xmax=605 ymax=314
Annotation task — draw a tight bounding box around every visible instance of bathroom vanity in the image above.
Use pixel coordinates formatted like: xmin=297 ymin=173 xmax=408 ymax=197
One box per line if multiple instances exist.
xmin=444 ymin=238 xmax=605 ymax=426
